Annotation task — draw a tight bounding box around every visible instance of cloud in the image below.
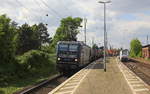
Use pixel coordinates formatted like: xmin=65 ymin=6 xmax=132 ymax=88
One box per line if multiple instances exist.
xmin=111 ymin=0 xmax=150 ymax=13
xmin=0 ymin=0 xmax=150 ymax=49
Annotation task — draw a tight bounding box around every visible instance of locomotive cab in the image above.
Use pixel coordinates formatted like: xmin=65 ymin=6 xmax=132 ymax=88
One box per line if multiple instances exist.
xmin=120 ymin=49 xmax=129 ymax=62
xmin=56 ymin=42 xmax=81 ymax=72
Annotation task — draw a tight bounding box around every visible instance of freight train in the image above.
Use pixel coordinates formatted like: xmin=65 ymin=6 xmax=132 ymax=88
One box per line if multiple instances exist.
xmin=56 ymin=41 xmax=103 ymax=74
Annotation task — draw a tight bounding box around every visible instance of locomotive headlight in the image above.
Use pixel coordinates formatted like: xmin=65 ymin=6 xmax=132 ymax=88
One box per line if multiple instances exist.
xmin=75 ymin=59 xmax=78 ymax=62
xmin=57 ymin=58 xmax=60 ymax=61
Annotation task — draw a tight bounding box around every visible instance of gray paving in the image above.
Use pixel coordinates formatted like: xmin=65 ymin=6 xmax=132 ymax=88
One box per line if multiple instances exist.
xmin=74 ymin=58 xmax=133 ymax=94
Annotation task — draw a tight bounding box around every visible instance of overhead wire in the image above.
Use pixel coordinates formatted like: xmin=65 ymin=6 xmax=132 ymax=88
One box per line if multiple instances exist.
xmin=33 ymin=0 xmax=61 ymax=24
xmin=15 ymin=0 xmax=60 ymax=25
xmin=15 ymin=0 xmax=87 ymax=34
xmin=40 ymin=0 xmax=62 ymax=19
xmin=60 ymin=0 xmax=73 ymax=16
xmin=15 ymin=0 xmax=30 ymax=23
xmin=35 ymin=0 xmax=63 ymax=27
xmin=15 ymin=0 xmax=45 ymax=24
xmin=33 ymin=0 xmax=50 ymax=24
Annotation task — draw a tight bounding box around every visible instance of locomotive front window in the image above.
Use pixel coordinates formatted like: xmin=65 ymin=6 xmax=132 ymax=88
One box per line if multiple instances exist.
xmin=69 ymin=45 xmax=78 ymax=52
xmin=122 ymin=50 xmax=128 ymax=55
xmin=59 ymin=44 xmax=68 ymax=51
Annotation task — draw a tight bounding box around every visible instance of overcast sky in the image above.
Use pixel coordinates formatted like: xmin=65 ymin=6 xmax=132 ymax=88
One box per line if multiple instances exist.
xmin=0 ymin=0 xmax=150 ymax=49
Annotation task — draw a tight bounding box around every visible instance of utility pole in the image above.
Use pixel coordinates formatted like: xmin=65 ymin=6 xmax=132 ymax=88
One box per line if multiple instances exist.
xmin=98 ymin=0 xmax=111 ymax=72
xmin=84 ymin=18 xmax=87 ymax=44
xmin=92 ymin=37 xmax=94 ymax=46
xmin=147 ymin=35 xmax=149 ymax=45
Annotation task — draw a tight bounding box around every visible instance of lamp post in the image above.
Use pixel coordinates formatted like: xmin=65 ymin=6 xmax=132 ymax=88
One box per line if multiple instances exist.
xmin=98 ymin=0 xmax=111 ymax=72
xmin=84 ymin=18 xmax=87 ymax=44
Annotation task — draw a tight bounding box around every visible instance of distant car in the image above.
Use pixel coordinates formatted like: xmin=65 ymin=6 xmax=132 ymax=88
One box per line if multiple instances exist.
xmin=119 ymin=49 xmax=129 ymax=62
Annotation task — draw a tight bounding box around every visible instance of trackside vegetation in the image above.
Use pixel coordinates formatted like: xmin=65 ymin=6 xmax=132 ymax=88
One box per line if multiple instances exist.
xmin=0 ymin=14 xmax=82 ymax=94
xmin=130 ymin=38 xmax=142 ymax=57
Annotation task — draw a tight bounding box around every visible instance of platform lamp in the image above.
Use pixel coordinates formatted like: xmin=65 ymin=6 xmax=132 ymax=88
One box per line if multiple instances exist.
xmin=98 ymin=0 xmax=111 ymax=72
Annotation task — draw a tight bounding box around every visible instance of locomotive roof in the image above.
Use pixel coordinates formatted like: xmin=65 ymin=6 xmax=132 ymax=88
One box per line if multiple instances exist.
xmin=57 ymin=41 xmax=90 ymax=47
xmin=121 ymin=49 xmax=129 ymax=52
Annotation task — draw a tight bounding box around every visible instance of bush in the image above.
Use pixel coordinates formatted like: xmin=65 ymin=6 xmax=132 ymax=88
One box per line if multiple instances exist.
xmin=130 ymin=39 xmax=142 ymax=57
xmin=0 ymin=60 xmax=20 ymax=86
xmin=17 ymin=50 xmax=56 ymax=75
xmin=0 ymin=50 xmax=57 ymax=86
xmin=41 ymin=45 xmax=55 ymax=53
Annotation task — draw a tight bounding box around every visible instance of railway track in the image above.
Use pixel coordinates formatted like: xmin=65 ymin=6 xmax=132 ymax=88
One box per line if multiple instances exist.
xmin=123 ymin=59 xmax=150 ymax=86
xmin=14 ymin=75 xmax=68 ymax=94
xmin=14 ymin=58 xmax=100 ymax=94
xmin=14 ymin=64 xmax=92 ymax=94
xmin=49 ymin=60 xmax=98 ymax=94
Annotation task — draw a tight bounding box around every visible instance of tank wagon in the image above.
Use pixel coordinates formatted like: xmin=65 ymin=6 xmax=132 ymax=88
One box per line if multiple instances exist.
xmin=56 ymin=41 xmax=103 ymax=74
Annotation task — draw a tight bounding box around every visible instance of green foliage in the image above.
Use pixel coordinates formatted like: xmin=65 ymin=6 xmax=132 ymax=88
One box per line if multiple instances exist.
xmin=0 ymin=59 xmax=20 ymax=86
xmin=51 ymin=16 xmax=82 ymax=47
xmin=40 ymin=45 xmax=55 ymax=53
xmin=130 ymin=38 xmax=142 ymax=57
xmin=0 ymin=50 xmax=56 ymax=84
xmin=0 ymin=14 xmax=17 ymax=64
xmin=17 ymin=50 xmax=56 ymax=74
xmin=0 ymin=15 xmax=83 ymax=94
xmin=138 ymin=51 xmax=142 ymax=57
xmin=92 ymin=44 xmax=99 ymax=49
xmin=0 ymin=14 xmax=57 ymax=94
xmin=17 ymin=23 xmax=51 ymax=54
xmin=17 ymin=23 xmax=35 ymax=54
xmin=36 ymin=23 xmax=52 ymax=44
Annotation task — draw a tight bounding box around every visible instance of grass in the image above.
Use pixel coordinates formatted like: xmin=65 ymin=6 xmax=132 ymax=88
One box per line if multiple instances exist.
xmin=0 ymin=53 xmax=58 ymax=94
xmin=0 ymin=73 xmax=58 ymax=94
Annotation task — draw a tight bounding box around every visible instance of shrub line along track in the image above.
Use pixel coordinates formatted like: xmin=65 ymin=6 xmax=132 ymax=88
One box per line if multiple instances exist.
xmin=14 ymin=74 xmax=67 ymax=94
xmin=123 ymin=59 xmax=150 ymax=86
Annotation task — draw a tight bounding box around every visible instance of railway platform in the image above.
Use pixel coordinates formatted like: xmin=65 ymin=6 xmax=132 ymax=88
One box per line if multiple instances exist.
xmin=49 ymin=58 xmax=150 ymax=94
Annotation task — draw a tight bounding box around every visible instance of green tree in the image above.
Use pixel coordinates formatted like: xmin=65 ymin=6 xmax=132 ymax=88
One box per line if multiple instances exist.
xmin=0 ymin=15 xmax=17 ymax=64
xmin=92 ymin=44 xmax=99 ymax=49
xmin=51 ymin=17 xmax=82 ymax=47
xmin=17 ymin=23 xmax=51 ymax=54
xmin=37 ymin=23 xmax=51 ymax=44
xmin=17 ymin=23 xmax=36 ymax=54
xmin=130 ymin=38 xmax=142 ymax=57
